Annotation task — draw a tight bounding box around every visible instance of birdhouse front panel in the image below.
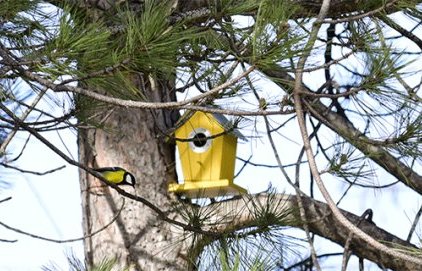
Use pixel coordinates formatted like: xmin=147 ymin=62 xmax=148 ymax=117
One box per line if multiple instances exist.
xmin=169 ymin=111 xmax=247 ymax=198
xmin=175 ymin=112 xmax=228 ymax=182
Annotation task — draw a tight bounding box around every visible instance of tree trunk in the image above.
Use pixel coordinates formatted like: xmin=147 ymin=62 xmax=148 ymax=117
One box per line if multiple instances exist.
xmin=77 ymin=79 xmax=187 ymax=270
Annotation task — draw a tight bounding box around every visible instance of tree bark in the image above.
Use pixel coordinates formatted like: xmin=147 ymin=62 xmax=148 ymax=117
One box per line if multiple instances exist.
xmin=77 ymin=80 xmax=187 ymax=270
xmin=69 ymin=1 xmax=190 ymax=269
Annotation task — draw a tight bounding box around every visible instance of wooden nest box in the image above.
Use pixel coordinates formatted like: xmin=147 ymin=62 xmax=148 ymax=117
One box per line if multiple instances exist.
xmin=168 ymin=111 xmax=247 ymax=198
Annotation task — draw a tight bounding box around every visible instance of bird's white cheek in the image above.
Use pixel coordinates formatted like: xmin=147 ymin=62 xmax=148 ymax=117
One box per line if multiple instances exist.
xmin=126 ymin=175 xmax=134 ymax=186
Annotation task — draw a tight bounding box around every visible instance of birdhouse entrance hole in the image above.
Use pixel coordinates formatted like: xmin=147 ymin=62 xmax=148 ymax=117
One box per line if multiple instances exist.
xmin=193 ymin=133 xmax=207 ymax=147
xmin=168 ymin=111 xmax=247 ymax=198
xmin=189 ymin=128 xmax=211 ymax=153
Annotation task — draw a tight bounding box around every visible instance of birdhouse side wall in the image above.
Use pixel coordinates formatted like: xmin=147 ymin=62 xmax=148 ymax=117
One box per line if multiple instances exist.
xmin=208 ymin=134 xmax=224 ymax=180
xmin=219 ymin=134 xmax=237 ymax=182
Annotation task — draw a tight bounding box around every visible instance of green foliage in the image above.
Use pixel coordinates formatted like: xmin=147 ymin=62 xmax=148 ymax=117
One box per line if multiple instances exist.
xmin=187 ymin=192 xmax=300 ymax=270
xmin=248 ymin=0 xmax=303 ymax=69
xmin=0 ymin=0 xmax=37 ymax=19
xmin=2 ymin=1 xmax=207 ymax=100
xmin=119 ymin=1 xmax=186 ymax=75
xmin=176 ymin=199 xmax=215 ymax=230
xmin=214 ymin=0 xmax=258 ymax=15
xmin=331 ymin=16 xmax=422 ymax=163
xmin=0 ymin=0 xmax=49 ymax=49
xmin=248 ymin=191 xmax=294 ymax=230
xmin=198 ymin=227 xmax=295 ymax=271
xmin=39 ymin=11 xmax=112 ymax=78
xmin=327 ymin=139 xmax=375 ymax=183
xmin=43 ymin=255 xmax=129 ymax=271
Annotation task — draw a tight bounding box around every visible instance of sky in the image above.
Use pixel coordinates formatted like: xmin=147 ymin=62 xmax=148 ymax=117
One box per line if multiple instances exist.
xmin=0 ymin=119 xmax=83 ymax=270
xmin=0 ymin=5 xmax=421 ymax=271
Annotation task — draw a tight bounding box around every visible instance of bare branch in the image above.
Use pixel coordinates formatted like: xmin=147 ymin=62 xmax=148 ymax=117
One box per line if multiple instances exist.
xmin=378 ymin=14 xmax=422 ymax=50
xmin=0 ymin=197 xmax=12 ymax=204
xmin=0 ymin=199 xmax=126 ymax=243
xmin=291 ymin=1 xmax=332 ymax=270
xmin=0 ymin=163 xmax=66 ymax=175
xmin=0 ymin=238 xmax=17 ymax=243
xmin=322 ymin=0 xmax=400 ymax=24
xmin=0 ymin=45 xmax=254 ymax=111
xmin=407 ymin=204 xmax=422 ymax=242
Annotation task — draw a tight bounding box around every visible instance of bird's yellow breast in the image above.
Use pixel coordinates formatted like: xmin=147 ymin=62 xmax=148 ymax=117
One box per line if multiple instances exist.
xmin=100 ymin=170 xmax=126 ymax=184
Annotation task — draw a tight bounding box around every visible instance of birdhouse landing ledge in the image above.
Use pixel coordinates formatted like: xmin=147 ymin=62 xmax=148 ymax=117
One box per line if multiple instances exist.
xmin=168 ymin=111 xmax=247 ymax=198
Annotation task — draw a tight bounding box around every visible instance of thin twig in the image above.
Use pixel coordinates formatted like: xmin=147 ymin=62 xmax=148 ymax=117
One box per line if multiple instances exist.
xmin=341 ymin=209 xmax=373 ymax=271
xmin=0 ymin=163 xmax=66 ymax=175
xmin=322 ymin=0 xmax=399 ymax=24
xmin=407 ymin=204 xmax=422 ymax=242
xmin=234 ymin=155 xmax=252 ymax=178
xmin=236 ymin=157 xmax=307 ymax=169
xmin=0 ymin=238 xmax=17 ymax=243
xmin=0 ymin=196 xmax=12 ymax=204
xmin=0 ymin=87 xmax=47 ymax=154
xmin=0 ymin=45 xmax=299 ymax=117
xmin=264 ymin=115 xmax=321 ymax=271
xmin=0 ymin=199 xmax=126 ymax=243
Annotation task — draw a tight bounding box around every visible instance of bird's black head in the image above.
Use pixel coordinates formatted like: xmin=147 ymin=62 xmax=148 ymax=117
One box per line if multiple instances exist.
xmin=123 ymin=172 xmax=136 ymax=187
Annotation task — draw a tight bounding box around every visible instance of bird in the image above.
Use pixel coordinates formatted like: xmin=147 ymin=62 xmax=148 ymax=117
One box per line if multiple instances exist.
xmin=93 ymin=167 xmax=136 ymax=187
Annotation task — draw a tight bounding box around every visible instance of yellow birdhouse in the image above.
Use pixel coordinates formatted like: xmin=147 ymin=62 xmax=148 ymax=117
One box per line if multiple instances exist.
xmin=168 ymin=111 xmax=247 ymax=198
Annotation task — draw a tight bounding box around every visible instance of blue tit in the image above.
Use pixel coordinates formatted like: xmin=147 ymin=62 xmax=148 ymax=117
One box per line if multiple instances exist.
xmin=93 ymin=167 xmax=136 ymax=187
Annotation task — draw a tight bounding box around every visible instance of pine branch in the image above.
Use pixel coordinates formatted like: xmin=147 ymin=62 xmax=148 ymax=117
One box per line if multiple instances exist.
xmin=205 ymin=194 xmax=421 ymax=270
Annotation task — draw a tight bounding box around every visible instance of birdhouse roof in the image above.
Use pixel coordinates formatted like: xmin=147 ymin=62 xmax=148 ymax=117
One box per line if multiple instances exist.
xmin=211 ymin=113 xmax=245 ymax=140
xmin=176 ymin=110 xmax=246 ymax=140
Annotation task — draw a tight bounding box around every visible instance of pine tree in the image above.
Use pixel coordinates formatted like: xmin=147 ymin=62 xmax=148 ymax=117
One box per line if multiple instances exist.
xmin=1 ymin=0 xmax=421 ymax=270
